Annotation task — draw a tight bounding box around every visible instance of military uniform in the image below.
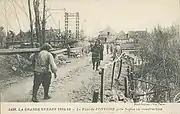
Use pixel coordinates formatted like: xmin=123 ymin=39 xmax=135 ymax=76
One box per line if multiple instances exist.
xmin=30 ymin=43 xmax=57 ymax=102
xmin=91 ymin=43 xmax=101 ymax=70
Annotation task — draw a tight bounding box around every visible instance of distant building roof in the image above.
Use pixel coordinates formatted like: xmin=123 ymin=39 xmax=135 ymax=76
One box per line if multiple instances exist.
xmin=117 ymin=30 xmax=126 ymax=36
xmin=99 ymin=26 xmax=117 ymax=36
xmin=128 ymin=30 xmax=148 ymax=38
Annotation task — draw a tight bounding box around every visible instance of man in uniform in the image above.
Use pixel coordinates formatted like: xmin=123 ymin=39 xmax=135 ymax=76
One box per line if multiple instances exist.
xmin=91 ymin=40 xmax=101 ymax=70
xmin=30 ymin=43 xmax=57 ymax=102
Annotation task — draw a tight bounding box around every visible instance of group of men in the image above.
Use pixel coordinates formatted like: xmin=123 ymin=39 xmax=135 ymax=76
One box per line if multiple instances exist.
xmin=106 ymin=43 xmax=114 ymax=54
xmin=28 ymin=39 xmax=119 ymax=102
xmin=29 ymin=41 xmax=104 ymax=102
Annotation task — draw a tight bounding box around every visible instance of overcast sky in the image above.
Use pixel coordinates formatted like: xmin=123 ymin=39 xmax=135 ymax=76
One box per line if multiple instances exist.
xmin=0 ymin=0 xmax=180 ymax=36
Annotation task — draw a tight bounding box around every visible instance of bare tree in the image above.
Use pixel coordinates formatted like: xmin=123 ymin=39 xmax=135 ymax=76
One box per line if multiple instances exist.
xmin=28 ymin=0 xmax=34 ymax=47
xmin=33 ymin=0 xmax=41 ymax=45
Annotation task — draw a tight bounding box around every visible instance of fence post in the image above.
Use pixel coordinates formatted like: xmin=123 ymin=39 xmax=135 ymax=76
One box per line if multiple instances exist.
xmin=130 ymin=72 xmax=134 ymax=91
xmin=165 ymin=91 xmax=168 ymax=102
xmin=168 ymin=89 xmax=171 ymax=102
xmin=117 ymin=59 xmax=122 ymax=79
xmin=178 ymin=77 xmax=180 ymax=91
xmin=127 ymin=66 xmax=130 ymax=82
xmin=100 ymin=68 xmax=104 ymax=103
xmin=92 ymin=90 xmax=99 ymax=103
xmin=127 ymin=66 xmax=130 ymax=76
xmin=124 ymin=76 xmax=129 ymax=97
xmin=131 ymin=58 xmax=134 ymax=72
xmin=111 ymin=62 xmax=116 ymax=90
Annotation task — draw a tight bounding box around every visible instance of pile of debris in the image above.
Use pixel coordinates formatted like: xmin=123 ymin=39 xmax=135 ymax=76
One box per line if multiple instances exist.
xmin=0 ymin=54 xmax=32 ymax=80
xmin=104 ymin=89 xmax=134 ymax=103
xmin=54 ymin=54 xmax=71 ymax=67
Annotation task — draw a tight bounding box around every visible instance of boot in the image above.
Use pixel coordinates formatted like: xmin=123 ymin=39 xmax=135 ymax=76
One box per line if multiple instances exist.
xmin=32 ymin=86 xmax=39 ymax=102
xmin=44 ymin=95 xmax=52 ymax=100
xmin=44 ymin=86 xmax=52 ymax=100
xmin=32 ymin=95 xmax=39 ymax=102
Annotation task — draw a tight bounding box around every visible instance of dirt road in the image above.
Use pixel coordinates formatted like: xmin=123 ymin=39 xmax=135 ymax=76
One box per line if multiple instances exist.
xmin=1 ymin=52 xmax=116 ymax=102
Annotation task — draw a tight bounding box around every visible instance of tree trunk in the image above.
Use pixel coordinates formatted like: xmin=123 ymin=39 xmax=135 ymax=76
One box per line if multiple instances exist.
xmin=33 ymin=0 xmax=41 ymax=45
xmin=41 ymin=0 xmax=46 ymax=44
xmin=28 ymin=0 xmax=34 ymax=47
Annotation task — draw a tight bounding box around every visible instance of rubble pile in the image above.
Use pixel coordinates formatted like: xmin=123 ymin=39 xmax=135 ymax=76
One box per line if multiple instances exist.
xmin=0 ymin=54 xmax=32 ymax=81
xmin=55 ymin=54 xmax=68 ymax=66
xmin=104 ymin=89 xmax=133 ymax=103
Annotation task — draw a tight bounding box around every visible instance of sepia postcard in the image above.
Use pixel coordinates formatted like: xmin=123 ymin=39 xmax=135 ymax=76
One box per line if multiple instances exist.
xmin=0 ymin=0 xmax=180 ymax=114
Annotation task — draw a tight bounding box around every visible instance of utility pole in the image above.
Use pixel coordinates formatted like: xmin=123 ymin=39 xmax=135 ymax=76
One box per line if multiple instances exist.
xmin=42 ymin=0 xmax=46 ymax=44
xmin=28 ymin=0 xmax=34 ymax=47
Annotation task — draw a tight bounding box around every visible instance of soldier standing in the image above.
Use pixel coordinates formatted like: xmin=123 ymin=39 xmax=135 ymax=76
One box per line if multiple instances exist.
xmin=30 ymin=43 xmax=57 ymax=102
xmin=91 ymin=40 xmax=101 ymax=70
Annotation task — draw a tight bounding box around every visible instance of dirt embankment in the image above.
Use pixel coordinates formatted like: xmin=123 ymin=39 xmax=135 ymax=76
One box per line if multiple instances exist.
xmin=0 ymin=54 xmax=33 ymax=90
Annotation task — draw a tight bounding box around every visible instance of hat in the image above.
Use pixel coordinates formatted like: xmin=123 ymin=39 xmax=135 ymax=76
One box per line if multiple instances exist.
xmin=40 ymin=43 xmax=53 ymax=51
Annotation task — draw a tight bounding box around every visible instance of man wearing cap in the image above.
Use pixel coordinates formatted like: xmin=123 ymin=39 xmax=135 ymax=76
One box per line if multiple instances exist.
xmin=30 ymin=43 xmax=57 ymax=102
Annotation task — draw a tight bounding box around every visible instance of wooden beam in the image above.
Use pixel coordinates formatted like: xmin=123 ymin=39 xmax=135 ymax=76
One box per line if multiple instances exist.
xmin=0 ymin=48 xmax=40 ymax=55
xmin=0 ymin=47 xmax=80 ymax=55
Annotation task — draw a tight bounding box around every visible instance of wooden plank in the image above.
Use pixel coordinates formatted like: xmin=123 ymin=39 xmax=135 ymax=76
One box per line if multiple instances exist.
xmin=0 ymin=48 xmax=40 ymax=55
xmin=0 ymin=47 xmax=80 ymax=55
xmin=52 ymin=49 xmax=67 ymax=54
